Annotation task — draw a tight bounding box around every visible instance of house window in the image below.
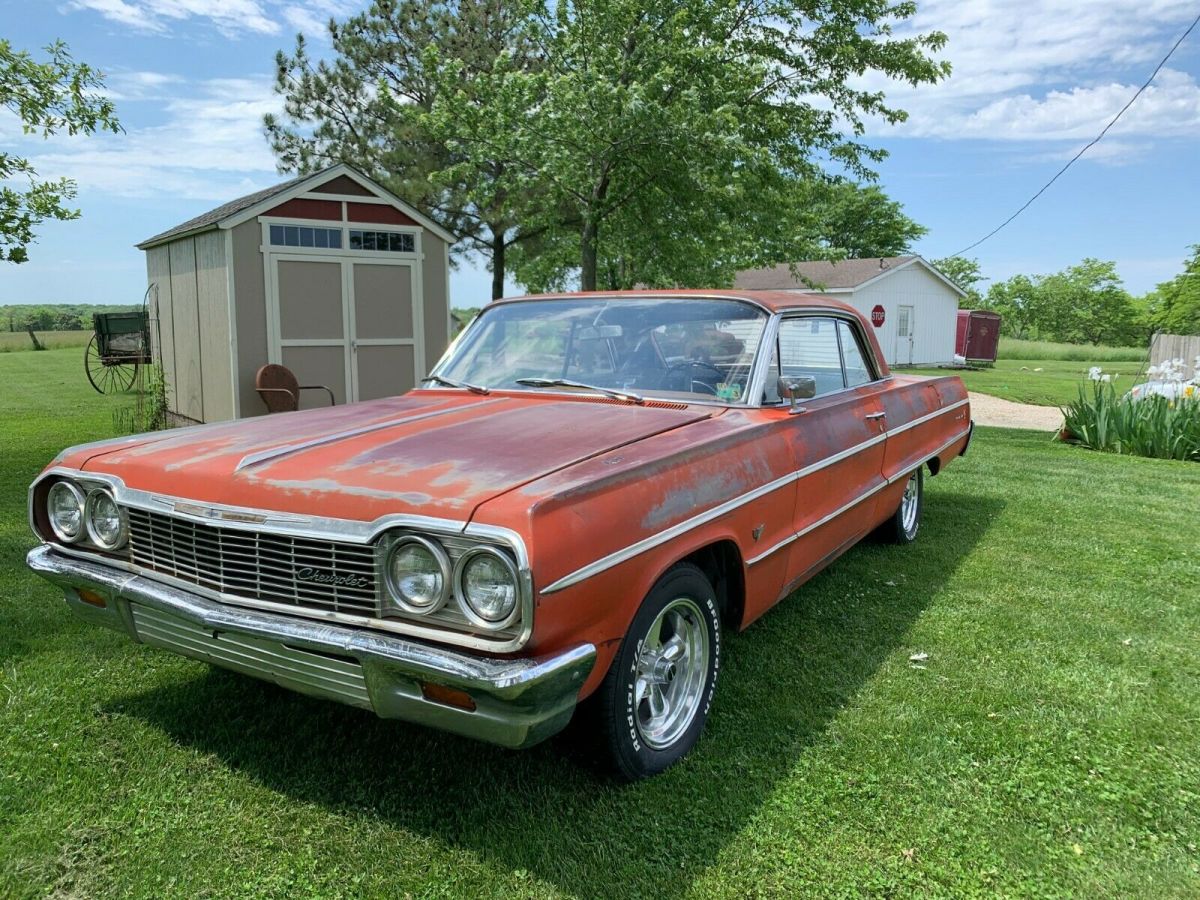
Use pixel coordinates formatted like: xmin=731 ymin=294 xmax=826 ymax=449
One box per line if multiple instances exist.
xmin=269 ymin=224 xmax=343 ymax=249
xmin=349 ymin=230 xmax=415 ymax=253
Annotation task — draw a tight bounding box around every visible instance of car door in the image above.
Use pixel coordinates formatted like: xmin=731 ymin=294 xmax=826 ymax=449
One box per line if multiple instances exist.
xmin=770 ymin=315 xmax=890 ymax=592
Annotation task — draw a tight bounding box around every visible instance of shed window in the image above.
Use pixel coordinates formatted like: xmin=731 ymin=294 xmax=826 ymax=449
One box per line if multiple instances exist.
xmin=349 ymin=230 xmax=415 ymax=253
xmin=269 ymin=224 xmax=342 ymax=249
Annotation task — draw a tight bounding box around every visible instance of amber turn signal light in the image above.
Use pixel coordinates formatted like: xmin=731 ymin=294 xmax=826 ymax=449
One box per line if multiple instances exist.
xmin=77 ymin=589 xmax=107 ymax=608
xmin=420 ymin=681 xmax=476 ymax=711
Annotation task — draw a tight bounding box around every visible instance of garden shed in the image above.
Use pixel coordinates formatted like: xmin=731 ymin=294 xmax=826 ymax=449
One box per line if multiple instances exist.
xmin=137 ymin=164 xmax=454 ymax=424
xmin=734 ymin=256 xmax=964 ymax=366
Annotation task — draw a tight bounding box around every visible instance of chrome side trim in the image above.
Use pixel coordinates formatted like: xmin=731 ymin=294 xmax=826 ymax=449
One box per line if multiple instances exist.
xmin=540 ymin=469 xmax=799 ymax=594
xmin=234 ymin=398 xmax=495 ymax=472
xmin=29 ymin=467 xmax=534 ymax=653
xmin=541 ymin=408 xmax=971 ymax=591
xmin=747 ymin=424 xmax=973 ymax=566
xmin=27 ymin=545 xmax=594 ymax=749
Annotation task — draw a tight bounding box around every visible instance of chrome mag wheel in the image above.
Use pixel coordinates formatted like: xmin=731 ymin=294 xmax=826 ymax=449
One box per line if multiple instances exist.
xmin=633 ymin=597 xmax=710 ymax=750
xmin=900 ymin=470 xmax=920 ymax=534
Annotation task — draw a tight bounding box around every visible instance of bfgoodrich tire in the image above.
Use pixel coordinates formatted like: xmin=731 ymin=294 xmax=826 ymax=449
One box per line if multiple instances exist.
xmin=592 ymin=563 xmax=720 ymax=781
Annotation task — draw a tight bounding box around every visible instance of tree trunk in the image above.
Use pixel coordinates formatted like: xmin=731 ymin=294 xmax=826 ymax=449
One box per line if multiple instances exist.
xmin=490 ymin=227 xmax=506 ymax=301
xmin=580 ymin=218 xmax=598 ymax=291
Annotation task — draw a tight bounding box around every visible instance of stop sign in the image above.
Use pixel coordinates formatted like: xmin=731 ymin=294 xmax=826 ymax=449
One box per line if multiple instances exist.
xmin=871 ymin=305 xmax=886 ymax=328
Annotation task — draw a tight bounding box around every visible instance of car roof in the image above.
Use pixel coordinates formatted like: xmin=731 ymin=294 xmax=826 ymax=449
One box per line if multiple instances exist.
xmin=490 ymin=289 xmax=860 ymax=316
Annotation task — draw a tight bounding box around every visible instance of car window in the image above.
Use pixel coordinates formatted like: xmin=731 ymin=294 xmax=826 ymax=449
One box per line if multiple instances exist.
xmin=438 ymin=297 xmax=769 ymax=403
xmin=838 ymin=320 xmax=875 ymax=387
xmin=777 ymin=316 xmax=844 ymax=397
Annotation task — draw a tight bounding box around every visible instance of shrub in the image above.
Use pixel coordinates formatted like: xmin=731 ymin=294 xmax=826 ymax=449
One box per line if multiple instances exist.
xmin=1060 ymin=373 xmax=1200 ymax=462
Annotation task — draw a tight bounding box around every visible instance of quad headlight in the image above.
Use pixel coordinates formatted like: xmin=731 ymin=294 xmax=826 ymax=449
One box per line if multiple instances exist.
xmin=84 ymin=488 xmax=128 ymax=550
xmin=384 ymin=536 xmax=450 ymax=614
xmin=455 ymin=547 xmax=519 ymax=629
xmin=381 ymin=534 xmax=522 ymax=633
xmin=47 ymin=481 xmax=86 ymax=543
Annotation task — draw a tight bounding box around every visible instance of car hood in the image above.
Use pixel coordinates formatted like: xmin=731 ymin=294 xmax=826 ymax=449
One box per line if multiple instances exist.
xmin=73 ymin=391 xmax=713 ymax=523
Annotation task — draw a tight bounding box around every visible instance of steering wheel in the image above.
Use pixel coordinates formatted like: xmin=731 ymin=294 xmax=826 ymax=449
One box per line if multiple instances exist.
xmin=665 ymin=360 xmax=724 ymax=396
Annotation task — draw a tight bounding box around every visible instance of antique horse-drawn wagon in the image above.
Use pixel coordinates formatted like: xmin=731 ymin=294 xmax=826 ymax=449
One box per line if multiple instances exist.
xmin=84 ymin=310 xmax=151 ymax=394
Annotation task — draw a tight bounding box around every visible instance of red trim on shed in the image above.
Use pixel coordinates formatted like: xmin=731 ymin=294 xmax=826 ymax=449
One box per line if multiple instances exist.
xmin=347 ymin=202 xmax=418 ymax=226
xmin=264 ymin=198 xmax=342 ymax=221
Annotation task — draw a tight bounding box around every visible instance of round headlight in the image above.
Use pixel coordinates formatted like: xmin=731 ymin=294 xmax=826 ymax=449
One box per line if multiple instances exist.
xmin=385 ymin=536 xmax=450 ymax=614
xmin=84 ymin=489 xmax=128 ymax=550
xmin=455 ymin=547 xmax=520 ymax=629
xmin=47 ymin=481 xmax=86 ymax=542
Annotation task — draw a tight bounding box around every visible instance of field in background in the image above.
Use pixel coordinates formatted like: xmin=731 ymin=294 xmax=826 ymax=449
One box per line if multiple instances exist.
xmin=909 ymin=359 xmax=1146 ymax=408
xmin=0 ymin=330 xmax=92 ymax=353
xmin=997 ymin=338 xmax=1146 ymax=362
xmin=2 ymin=348 xmax=1199 ymax=897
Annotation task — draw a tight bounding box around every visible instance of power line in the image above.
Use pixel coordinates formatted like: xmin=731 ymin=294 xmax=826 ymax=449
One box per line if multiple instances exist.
xmin=948 ymin=9 xmax=1200 ymax=258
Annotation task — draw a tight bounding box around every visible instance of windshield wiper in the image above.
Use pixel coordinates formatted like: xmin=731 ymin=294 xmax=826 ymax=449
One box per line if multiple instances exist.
xmin=422 ymin=374 xmax=490 ymax=395
xmin=515 ymin=377 xmax=644 ymax=404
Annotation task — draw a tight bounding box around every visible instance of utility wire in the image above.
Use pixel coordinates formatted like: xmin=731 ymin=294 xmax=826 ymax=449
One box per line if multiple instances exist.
xmin=949 ymin=9 xmax=1200 ymax=257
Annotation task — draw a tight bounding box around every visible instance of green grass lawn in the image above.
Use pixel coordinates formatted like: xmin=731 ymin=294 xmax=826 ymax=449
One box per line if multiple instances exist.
xmin=3 ymin=348 xmax=1199 ymax=897
xmin=908 ymin=358 xmax=1147 ymax=408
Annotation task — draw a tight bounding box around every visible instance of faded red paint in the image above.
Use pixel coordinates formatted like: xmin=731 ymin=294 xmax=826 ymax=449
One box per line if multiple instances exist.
xmin=346 ymin=203 xmax=418 ymax=226
xmin=264 ymin=198 xmax=343 ymax=221
xmin=42 ymin=290 xmax=970 ymax=699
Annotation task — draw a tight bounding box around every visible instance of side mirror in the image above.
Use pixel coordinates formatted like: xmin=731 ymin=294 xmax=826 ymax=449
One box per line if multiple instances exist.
xmin=778 ymin=376 xmax=816 ymax=414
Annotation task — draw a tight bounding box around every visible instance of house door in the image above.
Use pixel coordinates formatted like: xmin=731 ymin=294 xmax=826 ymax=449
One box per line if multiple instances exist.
xmin=895 ymin=304 xmax=914 ymax=366
xmin=269 ymin=254 xmax=422 ymax=407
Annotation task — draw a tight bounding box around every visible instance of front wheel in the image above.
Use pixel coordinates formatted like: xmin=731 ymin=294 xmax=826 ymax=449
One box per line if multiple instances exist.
xmin=592 ymin=563 xmax=720 ymax=780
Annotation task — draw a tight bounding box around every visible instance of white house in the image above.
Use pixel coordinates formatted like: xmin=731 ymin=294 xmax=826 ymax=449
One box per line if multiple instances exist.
xmin=734 ymin=256 xmax=964 ymax=366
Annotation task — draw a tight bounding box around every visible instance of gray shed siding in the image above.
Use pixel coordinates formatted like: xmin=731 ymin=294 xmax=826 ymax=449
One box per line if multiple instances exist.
xmin=422 ymin=231 xmax=451 ymax=368
xmin=231 ymin=218 xmax=269 ymax=418
xmin=147 ymin=233 xmax=235 ymax=424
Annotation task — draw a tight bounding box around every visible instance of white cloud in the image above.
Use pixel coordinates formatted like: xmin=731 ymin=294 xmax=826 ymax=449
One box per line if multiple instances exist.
xmin=69 ymin=0 xmax=280 ymax=36
xmin=861 ymin=0 xmax=1200 ymax=144
xmin=21 ymin=76 xmax=283 ymax=200
xmin=65 ymin=0 xmax=352 ymax=38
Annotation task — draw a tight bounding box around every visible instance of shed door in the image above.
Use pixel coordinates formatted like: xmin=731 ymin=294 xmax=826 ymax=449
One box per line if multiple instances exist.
xmin=895 ymin=304 xmax=914 ymax=366
xmin=350 ymin=261 xmax=421 ymax=401
xmin=269 ymin=254 xmax=422 ymax=406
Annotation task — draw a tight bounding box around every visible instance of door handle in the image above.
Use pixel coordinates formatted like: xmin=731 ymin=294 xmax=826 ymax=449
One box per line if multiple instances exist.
xmin=865 ymin=411 xmax=886 ymax=420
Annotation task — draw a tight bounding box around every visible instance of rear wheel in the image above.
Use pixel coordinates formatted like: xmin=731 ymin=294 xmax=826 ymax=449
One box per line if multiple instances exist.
xmin=85 ymin=336 xmax=138 ymax=394
xmin=592 ymin=563 xmax=720 ymax=780
xmin=882 ymin=466 xmax=923 ymax=544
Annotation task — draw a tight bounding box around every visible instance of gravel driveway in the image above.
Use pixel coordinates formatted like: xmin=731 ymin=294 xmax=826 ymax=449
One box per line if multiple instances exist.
xmin=968 ymin=392 xmax=1064 ymax=431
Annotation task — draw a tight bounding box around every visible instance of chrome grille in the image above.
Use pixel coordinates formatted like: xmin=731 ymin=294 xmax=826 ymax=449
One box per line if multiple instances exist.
xmin=127 ymin=508 xmax=379 ymax=616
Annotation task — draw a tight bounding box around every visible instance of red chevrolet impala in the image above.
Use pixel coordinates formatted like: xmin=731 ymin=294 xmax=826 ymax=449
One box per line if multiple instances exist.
xmin=27 ymin=291 xmax=971 ymax=779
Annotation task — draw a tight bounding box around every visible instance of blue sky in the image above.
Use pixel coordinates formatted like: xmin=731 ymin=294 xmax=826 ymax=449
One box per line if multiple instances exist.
xmin=3 ymin=0 xmax=1198 ymax=308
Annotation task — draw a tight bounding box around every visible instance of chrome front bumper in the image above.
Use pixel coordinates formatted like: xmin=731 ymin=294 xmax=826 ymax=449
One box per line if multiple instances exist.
xmin=26 ymin=545 xmax=595 ymax=749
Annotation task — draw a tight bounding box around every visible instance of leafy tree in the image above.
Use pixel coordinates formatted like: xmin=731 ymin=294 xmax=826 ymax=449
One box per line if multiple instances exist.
xmin=983 ymin=274 xmax=1041 ymax=339
xmin=265 ymin=0 xmax=543 ymax=300
xmin=1148 ymin=245 xmax=1200 ymax=335
xmin=816 ymin=183 xmax=926 ymax=260
xmin=429 ymin=0 xmax=948 ymax=290
xmin=0 ymin=40 xmax=120 ymax=264
xmin=932 ymin=256 xmax=985 ymax=307
xmin=985 ymin=259 xmax=1144 ymax=345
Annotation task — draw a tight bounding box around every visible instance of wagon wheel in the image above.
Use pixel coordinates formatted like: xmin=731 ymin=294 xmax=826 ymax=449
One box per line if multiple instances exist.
xmin=85 ymin=335 xmax=138 ymax=394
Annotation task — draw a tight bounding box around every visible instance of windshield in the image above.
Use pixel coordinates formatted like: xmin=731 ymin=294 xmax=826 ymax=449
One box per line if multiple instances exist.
xmin=434 ymin=297 xmax=769 ymax=403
